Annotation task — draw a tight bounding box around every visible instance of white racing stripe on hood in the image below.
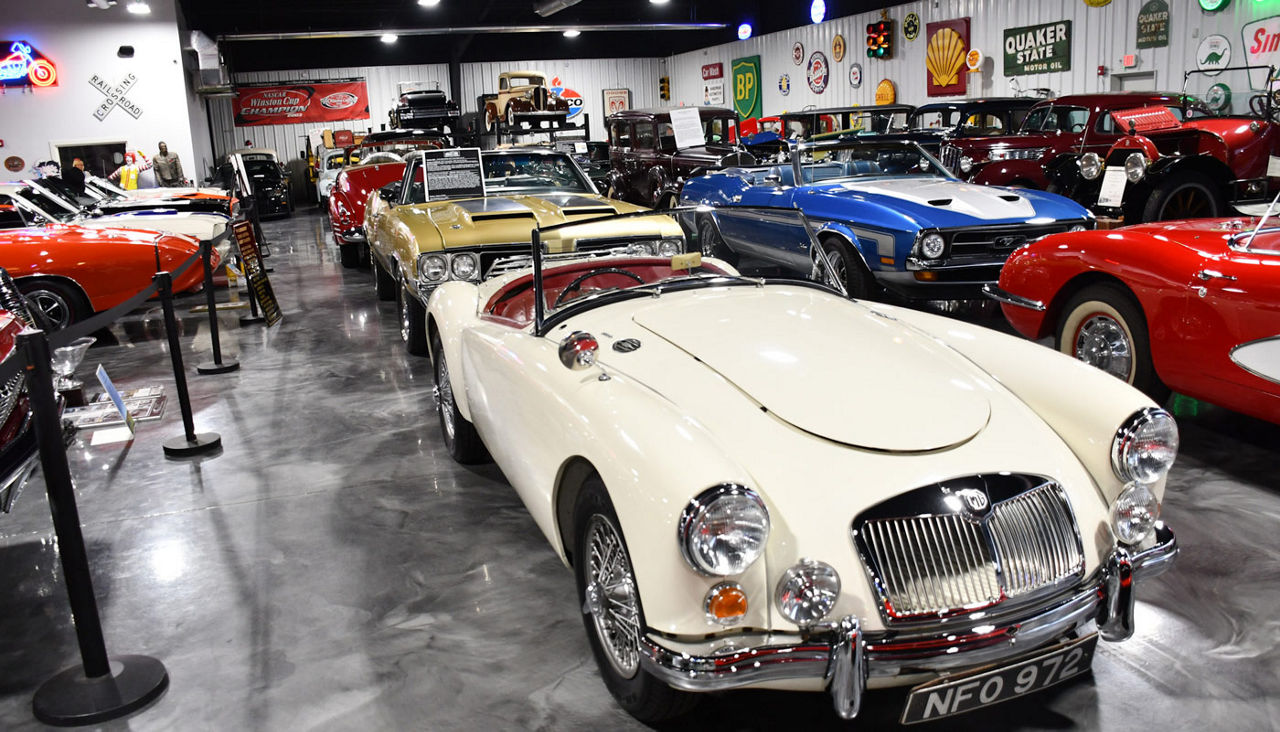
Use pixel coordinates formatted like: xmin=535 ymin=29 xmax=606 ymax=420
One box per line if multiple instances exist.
xmin=841 ymin=178 xmax=1038 ymax=219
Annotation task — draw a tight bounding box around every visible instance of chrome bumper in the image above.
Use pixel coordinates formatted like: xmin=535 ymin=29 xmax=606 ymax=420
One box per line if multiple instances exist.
xmin=981 ymin=283 xmax=1046 ymax=311
xmin=335 ymin=227 xmax=366 ymax=245
xmin=640 ymin=524 xmax=1176 ymax=721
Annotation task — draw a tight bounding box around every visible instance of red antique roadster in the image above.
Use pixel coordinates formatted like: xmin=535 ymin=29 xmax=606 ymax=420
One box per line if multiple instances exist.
xmin=986 ymin=217 xmax=1280 ymax=424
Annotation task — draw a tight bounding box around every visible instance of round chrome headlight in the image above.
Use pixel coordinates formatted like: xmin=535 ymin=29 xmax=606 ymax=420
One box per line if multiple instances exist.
xmin=419 ymin=253 xmax=448 ymax=282
xmin=450 ymin=252 xmax=479 ymax=281
xmin=627 ymin=242 xmax=656 ymax=256
xmin=919 ymin=232 xmax=945 ymax=260
xmin=959 ymin=155 xmax=974 ymax=174
xmin=1112 ymin=482 xmax=1159 ymax=545
xmin=775 ymin=559 xmax=840 ymax=627
xmin=1079 ymin=152 xmax=1102 ymax=181
xmin=678 ymin=485 xmax=770 ymax=576
xmin=1124 ymin=152 xmax=1148 ymax=183
xmin=657 ymin=238 xmax=683 ymax=257
xmin=1111 ymin=408 xmax=1179 ymax=485
xmin=1069 ymin=224 xmax=1088 ymax=232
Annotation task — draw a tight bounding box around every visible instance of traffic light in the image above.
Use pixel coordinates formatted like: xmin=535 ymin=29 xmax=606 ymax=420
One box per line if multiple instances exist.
xmin=659 ymin=76 xmax=670 ymax=101
xmin=866 ymin=20 xmax=893 ymax=59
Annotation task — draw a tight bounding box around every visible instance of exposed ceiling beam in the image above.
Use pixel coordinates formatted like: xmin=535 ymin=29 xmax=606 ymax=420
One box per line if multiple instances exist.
xmin=221 ymin=22 xmax=724 ymax=42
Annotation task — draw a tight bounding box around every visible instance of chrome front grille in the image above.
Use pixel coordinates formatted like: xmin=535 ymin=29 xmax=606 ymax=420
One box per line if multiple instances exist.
xmin=853 ymin=476 xmax=1084 ymax=623
xmin=940 ymin=144 xmax=961 ymax=174
xmin=947 ymin=223 xmax=1077 ymax=260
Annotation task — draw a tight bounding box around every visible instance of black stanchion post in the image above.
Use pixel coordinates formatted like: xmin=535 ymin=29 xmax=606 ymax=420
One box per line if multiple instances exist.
xmin=154 ymin=271 xmax=222 ymax=457
xmin=21 ymin=330 xmax=169 ymax=725
xmin=196 ymin=239 xmax=239 ymax=375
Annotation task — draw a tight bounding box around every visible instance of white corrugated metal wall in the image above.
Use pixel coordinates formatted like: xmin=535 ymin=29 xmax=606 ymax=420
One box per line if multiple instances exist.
xmin=207 ymin=63 xmax=451 ymax=160
xmin=458 ymin=57 xmax=665 ymax=141
xmin=667 ymin=0 xmax=1280 ymax=116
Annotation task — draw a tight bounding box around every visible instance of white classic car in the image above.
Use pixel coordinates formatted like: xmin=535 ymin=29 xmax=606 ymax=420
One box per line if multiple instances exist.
xmin=0 ymin=182 xmax=233 ymax=257
xmin=424 ymin=208 xmax=1179 ymax=723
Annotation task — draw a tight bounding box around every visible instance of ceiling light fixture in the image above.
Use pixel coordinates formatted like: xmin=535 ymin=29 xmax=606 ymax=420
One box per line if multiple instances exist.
xmin=534 ymin=0 xmax=582 ymax=17
xmin=417 ymin=0 xmax=441 ymax=5
xmin=380 ymin=33 xmax=398 ymax=43
xmin=809 ymin=0 xmax=825 ymax=24
xmin=737 ymin=23 xmax=753 ymax=40
xmin=649 ymin=0 xmax=670 ymax=4
xmin=563 ymin=29 xmax=581 ymax=38
xmin=126 ymin=0 xmax=151 ymax=14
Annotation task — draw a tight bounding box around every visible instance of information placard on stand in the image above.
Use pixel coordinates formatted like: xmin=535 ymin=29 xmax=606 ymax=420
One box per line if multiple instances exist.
xmin=422 ymin=147 xmax=485 ymax=200
xmin=233 ymin=221 xmax=283 ymax=326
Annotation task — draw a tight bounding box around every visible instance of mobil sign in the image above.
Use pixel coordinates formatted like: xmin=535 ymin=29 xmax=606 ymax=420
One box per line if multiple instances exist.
xmin=1244 ymin=16 xmax=1280 ymax=88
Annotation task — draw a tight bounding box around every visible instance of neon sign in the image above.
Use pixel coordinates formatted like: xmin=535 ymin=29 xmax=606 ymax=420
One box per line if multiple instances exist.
xmin=0 ymin=41 xmax=57 ymax=88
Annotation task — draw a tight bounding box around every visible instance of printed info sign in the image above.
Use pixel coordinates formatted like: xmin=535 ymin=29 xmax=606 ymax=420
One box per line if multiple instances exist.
xmin=423 ymin=148 xmax=485 ymax=200
xmin=234 ymin=80 xmax=370 ymax=126
xmin=1004 ymin=21 xmax=1072 ymax=76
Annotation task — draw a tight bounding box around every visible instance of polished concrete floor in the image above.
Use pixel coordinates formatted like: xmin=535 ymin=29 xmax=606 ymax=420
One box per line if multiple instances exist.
xmin=0 ymin=208 xmax=1277 ymax=731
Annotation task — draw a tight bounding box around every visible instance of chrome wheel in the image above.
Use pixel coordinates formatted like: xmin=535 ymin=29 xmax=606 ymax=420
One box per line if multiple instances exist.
xmin=1073 ymin=313 xmax=1133 ymax=381
xmin=26 ymin=289 xmax=72 ymax=329
xmin=824 ymin=243 xmax=849 ymax=290
xmin=434 ymin=353 xmax=456 ymax=441
xmin=583 ymin=514 xmax=641 ymax=678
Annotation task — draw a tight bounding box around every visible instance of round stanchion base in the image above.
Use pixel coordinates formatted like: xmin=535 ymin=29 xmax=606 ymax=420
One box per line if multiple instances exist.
xmin=239 ymin=315 xmax=265 ymax=327
xmin=196 ymin=360 xmax=240 ymax=375
xmin=33 ymin=654 xmax=169 ymax=726
xmin=162 ymin=432 xmax=222 ymax=457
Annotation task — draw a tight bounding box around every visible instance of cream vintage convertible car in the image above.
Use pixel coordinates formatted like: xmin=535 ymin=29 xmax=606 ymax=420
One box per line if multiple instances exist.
xmin=424 ymin=207 xmax=1179 ymax=724
xmin=365 ymin=147 xmax=680 ymax=356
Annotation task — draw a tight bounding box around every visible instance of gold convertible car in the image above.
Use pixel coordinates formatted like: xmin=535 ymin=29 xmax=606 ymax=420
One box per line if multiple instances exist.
xmin=366 ymin=147 xmax=683 ymax=355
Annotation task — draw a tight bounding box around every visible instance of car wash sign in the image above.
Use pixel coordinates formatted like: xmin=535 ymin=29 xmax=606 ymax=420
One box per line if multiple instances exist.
xmin=1244 ymin=16 xmax=1280 ymax=89
xmin=234 ymin=80 xmax=370 ymax=126
xmin=1003 ymin=21 xmax=1072 ymax=76
xmin=0 ymin=41 xmax=57 ymax=88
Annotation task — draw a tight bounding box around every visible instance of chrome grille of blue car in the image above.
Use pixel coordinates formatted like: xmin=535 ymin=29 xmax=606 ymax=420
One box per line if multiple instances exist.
xmin=853 ymin=476 xmax=1085 ymax=623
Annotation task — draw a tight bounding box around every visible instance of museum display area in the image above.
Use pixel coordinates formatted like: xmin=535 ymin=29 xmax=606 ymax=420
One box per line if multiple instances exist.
xmin=1 ymin=0 xmax=1278 ymax=729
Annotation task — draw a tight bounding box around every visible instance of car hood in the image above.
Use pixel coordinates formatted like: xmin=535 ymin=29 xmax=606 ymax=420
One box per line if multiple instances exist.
xmin=401 ymin=194 xmax=648 ymax=249
xmin=77 ymin=210 xmax=229 ymax=241
xmin=625 ymin=287 xmax=991 ymax=452
xmin=806 ymin=177 xmax=1085 ymax=226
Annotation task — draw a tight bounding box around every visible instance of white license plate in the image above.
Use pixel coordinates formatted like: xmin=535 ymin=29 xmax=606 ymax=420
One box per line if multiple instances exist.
xmin=900 ymin=633 xmax=1098 ymax=724
xmin=1097 ymin=167 xmax=1127 ymax=208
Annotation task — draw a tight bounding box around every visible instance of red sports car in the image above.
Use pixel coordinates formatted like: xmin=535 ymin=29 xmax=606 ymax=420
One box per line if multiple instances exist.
xmin=986 ymin=218 xmax=1280 ymax=424
xmin=0 ymin=224 xmax=212 ymax=328
xmin=327 ymin=130 xmax=449 ymax=268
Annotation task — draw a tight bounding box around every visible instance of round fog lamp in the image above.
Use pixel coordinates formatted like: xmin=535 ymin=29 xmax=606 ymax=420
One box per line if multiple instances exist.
xmin=704 ymin=582 xmax=748 ymax=626
xmin=658 ymin=238 xmax=683 ymax=257
xmin=450 ymin=253 xmax=479 ymax=281
xmin=776 ymin=559 xmax=840 ymax=627
xmin=1124 ymin=152 xmax=1148 ymax=183
xmin=420 ymin=254 xmax=448 ymax=282
xmin=1112 ymin=481 xmax=1158 ymax=545
xmin=1111 ymin=408 xmax=1179 ymax=484
xmin=920 ymin=233 xmax=946 ymax=260
xmin=1079 ymin=152 xmax=1102 ymax=181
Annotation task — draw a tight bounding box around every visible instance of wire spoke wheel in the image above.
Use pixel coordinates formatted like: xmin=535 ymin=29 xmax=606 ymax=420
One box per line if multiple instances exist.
xmin=434 ymin=353 xmax=456 ymax=441
xmin=584 ymin=514 xmax=641 ymax=678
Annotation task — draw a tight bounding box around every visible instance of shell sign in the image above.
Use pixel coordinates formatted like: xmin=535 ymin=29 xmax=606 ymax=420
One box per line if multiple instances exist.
xmin=925 ymin=18 xmax=970 ymax=97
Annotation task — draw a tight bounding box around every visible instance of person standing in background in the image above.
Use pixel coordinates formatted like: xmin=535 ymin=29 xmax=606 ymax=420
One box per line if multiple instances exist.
xmin=63 ymin=158 xmax=86 ymax=197
xmin=153 ymin=141 xmax=185 ymax=187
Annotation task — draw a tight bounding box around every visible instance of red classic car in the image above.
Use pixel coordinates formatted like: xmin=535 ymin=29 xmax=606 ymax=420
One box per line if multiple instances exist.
xmin=985 ymin=218 xmax=1280 ymax=424
xmin=1044 ymin=67 xmax=1280 ymax=223
xmin=941 ymin=93 xmax=1193 ymax=188
xmin=0 ymin=225 xmax=211 ymax=328
xmin=0 ymin=268 xmax=41 ymax=512
xmin=327 ymin=130 xmax=450 ymax=268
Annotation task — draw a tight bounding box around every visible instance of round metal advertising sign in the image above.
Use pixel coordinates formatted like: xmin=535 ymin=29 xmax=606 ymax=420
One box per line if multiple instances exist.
xmin=904 ymin=13 xmax=920 ymax=41
xmin=833 ymin=34 xmax=846 ymax=62
xmin=779 ymin=74 xmax=792 ymax=96
xmin=792 ymin=42 xmax=805 ymax=65
xmin=807 ymin=51 xmax=830 ymax=94
xmin=1197 ymin=34 xmax=1231 ymax=76
xmin=849 ymin=63 xmax=863 ymax=88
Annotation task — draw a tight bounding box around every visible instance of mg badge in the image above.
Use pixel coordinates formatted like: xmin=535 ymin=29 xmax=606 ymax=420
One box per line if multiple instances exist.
xmin=994 ymin=235 xmax=1027 ymax=250
xmin=955 ymin=488 xmax=990 ymax=520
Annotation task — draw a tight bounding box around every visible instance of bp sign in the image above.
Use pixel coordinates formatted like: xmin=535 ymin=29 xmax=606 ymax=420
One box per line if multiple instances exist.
xmin=732 ymin=55 xmax=761 ymax=120
xmin=1004 ymin=21 xmax=1072 ymax=76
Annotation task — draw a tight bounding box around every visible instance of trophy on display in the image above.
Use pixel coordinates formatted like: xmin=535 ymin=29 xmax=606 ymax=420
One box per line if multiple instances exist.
xmin=51 ymin=336 xmax=96 ymax=407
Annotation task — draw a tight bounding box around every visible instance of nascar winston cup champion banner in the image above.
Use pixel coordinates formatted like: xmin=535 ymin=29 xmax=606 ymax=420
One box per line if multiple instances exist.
xmin=234 ymin=80 xmax=370 ymax=127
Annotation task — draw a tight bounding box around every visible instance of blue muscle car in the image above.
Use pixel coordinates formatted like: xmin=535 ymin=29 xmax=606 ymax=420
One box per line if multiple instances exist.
xmin=679 ymin=139 xmax=1093 ymax=299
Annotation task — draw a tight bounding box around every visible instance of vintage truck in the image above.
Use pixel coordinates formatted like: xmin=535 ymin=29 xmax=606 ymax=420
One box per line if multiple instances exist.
xmin=480 ymin=71 xmax=571 ymax=133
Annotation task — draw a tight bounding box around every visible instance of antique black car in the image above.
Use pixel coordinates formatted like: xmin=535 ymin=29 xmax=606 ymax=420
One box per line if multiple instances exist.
xmin=860 ymin=98 xmax=1038 ymax=157
xmin=389 ymin=89 xmax=460 ymax=131
xmin=780 ymin=104 xmax=915 ymax=141
xmin=605 ymin=107 xmax=755 ymax=208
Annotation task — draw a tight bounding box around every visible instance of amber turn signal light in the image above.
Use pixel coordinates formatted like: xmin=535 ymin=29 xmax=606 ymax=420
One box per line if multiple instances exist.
xmin=705 ymin=582 xmax=748 ymax=626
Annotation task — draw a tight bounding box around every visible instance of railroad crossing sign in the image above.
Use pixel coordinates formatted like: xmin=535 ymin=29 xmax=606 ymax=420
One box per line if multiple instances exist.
xmin=89 ymin=73 xmax=143 ymax=120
